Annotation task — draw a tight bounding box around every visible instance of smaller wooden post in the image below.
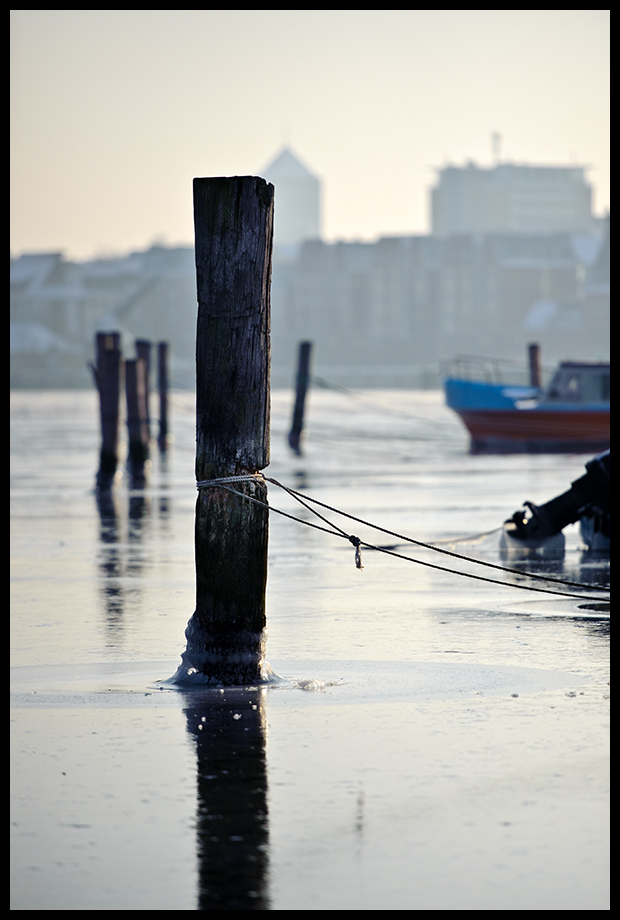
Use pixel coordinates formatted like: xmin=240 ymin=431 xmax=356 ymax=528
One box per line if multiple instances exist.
xmin=92 ymin=331 xmax=122 ymax=491
xmin=288 ymin=340 xmax=313 ymax=455
xmin=135 ymin=339 xmax=152 ymax=438
xmin=528 ymin=342 xmax=541 ymax=389
xmin=157 ymin=341 xmax=169 ymax=451
xmin=125 ymin=357 xmax=150 ymax=487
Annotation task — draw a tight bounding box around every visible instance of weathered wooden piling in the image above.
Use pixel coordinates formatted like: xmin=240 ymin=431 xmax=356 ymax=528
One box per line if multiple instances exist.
xmin=288 ymin=340 xmax=313 ymax=455
xmin=528 ymin=342 xmax=541 ymax=389
xmin=176 ymin=175 xmax=274 ymax=685
xmin=125 ymin=357 xmax=150 ymax=487
xmin=92 ymin=331 xmax=122 ymax=491
xmin=157 ymin=341 xmax=169 ymax=451
xmin=135 ymin=339 xmax=152 ymax=438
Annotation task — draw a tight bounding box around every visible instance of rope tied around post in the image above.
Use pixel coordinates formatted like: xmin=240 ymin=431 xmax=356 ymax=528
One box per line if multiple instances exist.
xmin=196 ymin=474 xmax=265 ymax=490
xmin=197 ymin=472 xmax=364 ymax=570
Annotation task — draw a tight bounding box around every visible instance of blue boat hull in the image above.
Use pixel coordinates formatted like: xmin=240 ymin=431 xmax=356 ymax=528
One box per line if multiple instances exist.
xmin=444 ymin=378 xmax=610 ymax=453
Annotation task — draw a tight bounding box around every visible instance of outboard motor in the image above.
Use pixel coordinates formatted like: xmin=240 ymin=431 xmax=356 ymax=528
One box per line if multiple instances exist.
xmin=502 ymin=450 xmax=610 ymax=553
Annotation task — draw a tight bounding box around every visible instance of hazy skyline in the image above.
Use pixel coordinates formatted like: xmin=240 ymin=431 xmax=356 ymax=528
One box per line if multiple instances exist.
xmin=11 ymin=10 xmax=609 ymax=261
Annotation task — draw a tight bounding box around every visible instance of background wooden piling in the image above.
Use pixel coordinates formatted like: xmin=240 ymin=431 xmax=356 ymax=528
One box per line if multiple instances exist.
xmin=157 ymin=341 xmax=169 ymax=451
xmin=288 ymin=340 xmax=313 ymax=455
xmin=135 ymin=339 xmax=152 ymax=438
xmin=528 ymin=342 xmax=541 ymax=389
xmin=93 ymin=331 xmax=122 ymax=491
xmin=125 ymin=357 xmax=150 ymax=487
xmin=177 ymin=175 xmax=274 ymax=685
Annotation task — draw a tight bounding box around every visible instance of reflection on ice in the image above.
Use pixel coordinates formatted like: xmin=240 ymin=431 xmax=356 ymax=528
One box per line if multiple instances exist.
xmin=183 ymin=691 xmax=270 ymax=910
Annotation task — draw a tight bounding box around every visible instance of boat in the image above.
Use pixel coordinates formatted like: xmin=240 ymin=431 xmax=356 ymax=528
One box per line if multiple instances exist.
xmin=443 ymin=347 xmax=610 ymax=453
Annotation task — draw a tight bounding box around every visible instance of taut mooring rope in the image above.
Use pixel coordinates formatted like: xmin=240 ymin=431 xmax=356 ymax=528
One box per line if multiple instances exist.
xmin=196 ymin=472 xmax=609 ymax=598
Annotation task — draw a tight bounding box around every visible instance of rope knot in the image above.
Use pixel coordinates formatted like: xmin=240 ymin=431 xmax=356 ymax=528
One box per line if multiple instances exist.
xmin=348 ymin=534 xmax=364 ymax=569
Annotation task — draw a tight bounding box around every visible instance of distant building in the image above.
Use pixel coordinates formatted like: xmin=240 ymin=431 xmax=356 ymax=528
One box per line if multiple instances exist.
xmin=269 ymin=228 xmax=608 ymax=387
xmin=10 ymin=150 xmax=609 ymax=390
xmin=10 ymin=246 xmax=197 ymax=388
xmin=270 ymin=235 xmax=443 ymax=387
xmin=261 ymin=146 xmax=322 ymax=250
xmin=581 ymin=213 xmax=610 ymax=354
xmin=431 ymin=162 xmax=594 ymax=236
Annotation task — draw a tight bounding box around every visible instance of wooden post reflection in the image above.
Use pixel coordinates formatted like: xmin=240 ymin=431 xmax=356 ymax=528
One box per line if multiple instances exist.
xmin=183 ymin=691 xmax=270 ymax=910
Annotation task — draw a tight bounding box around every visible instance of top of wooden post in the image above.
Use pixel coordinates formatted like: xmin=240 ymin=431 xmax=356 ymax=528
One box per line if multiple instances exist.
xmin=193 ymin=176 xmax=274 ymax=480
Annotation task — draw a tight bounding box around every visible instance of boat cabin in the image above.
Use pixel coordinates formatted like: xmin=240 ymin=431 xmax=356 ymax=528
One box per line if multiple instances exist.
xmin=541 ymin=362 xmax=610 ymax=405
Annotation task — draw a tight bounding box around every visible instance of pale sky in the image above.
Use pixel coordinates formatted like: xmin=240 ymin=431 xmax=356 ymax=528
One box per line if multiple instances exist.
xmin=11 ymin=10 xmax=610 ymax=261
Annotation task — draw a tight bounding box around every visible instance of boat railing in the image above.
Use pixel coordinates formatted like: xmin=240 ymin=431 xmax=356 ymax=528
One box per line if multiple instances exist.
xmin=441 ymin=355 xmax=553 ymax=388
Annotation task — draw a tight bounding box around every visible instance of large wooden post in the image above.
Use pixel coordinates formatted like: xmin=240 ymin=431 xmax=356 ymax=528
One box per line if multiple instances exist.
xmin=175 ymin=176 xmax=274 ymax=685
xmin=93 ymin=331 xmax=122 ymax=492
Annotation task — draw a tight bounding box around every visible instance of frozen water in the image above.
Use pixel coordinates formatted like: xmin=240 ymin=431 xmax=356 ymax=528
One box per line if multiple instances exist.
xmin=11 ymin=388 xmax=609 ymax=909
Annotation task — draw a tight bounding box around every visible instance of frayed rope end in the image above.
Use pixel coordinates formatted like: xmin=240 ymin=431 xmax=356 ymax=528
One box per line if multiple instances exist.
xmin=348 ymin=535 xmax=364 ymax=570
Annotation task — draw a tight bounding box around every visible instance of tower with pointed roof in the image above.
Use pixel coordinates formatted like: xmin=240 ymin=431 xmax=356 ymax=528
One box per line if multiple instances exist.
xmin=261 ymin=147 xmax=321 ymax=249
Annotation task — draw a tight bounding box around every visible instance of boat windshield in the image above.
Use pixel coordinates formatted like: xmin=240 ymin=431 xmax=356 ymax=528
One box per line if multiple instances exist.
xmin=542 ymin=363 xmax=610 ymax=403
